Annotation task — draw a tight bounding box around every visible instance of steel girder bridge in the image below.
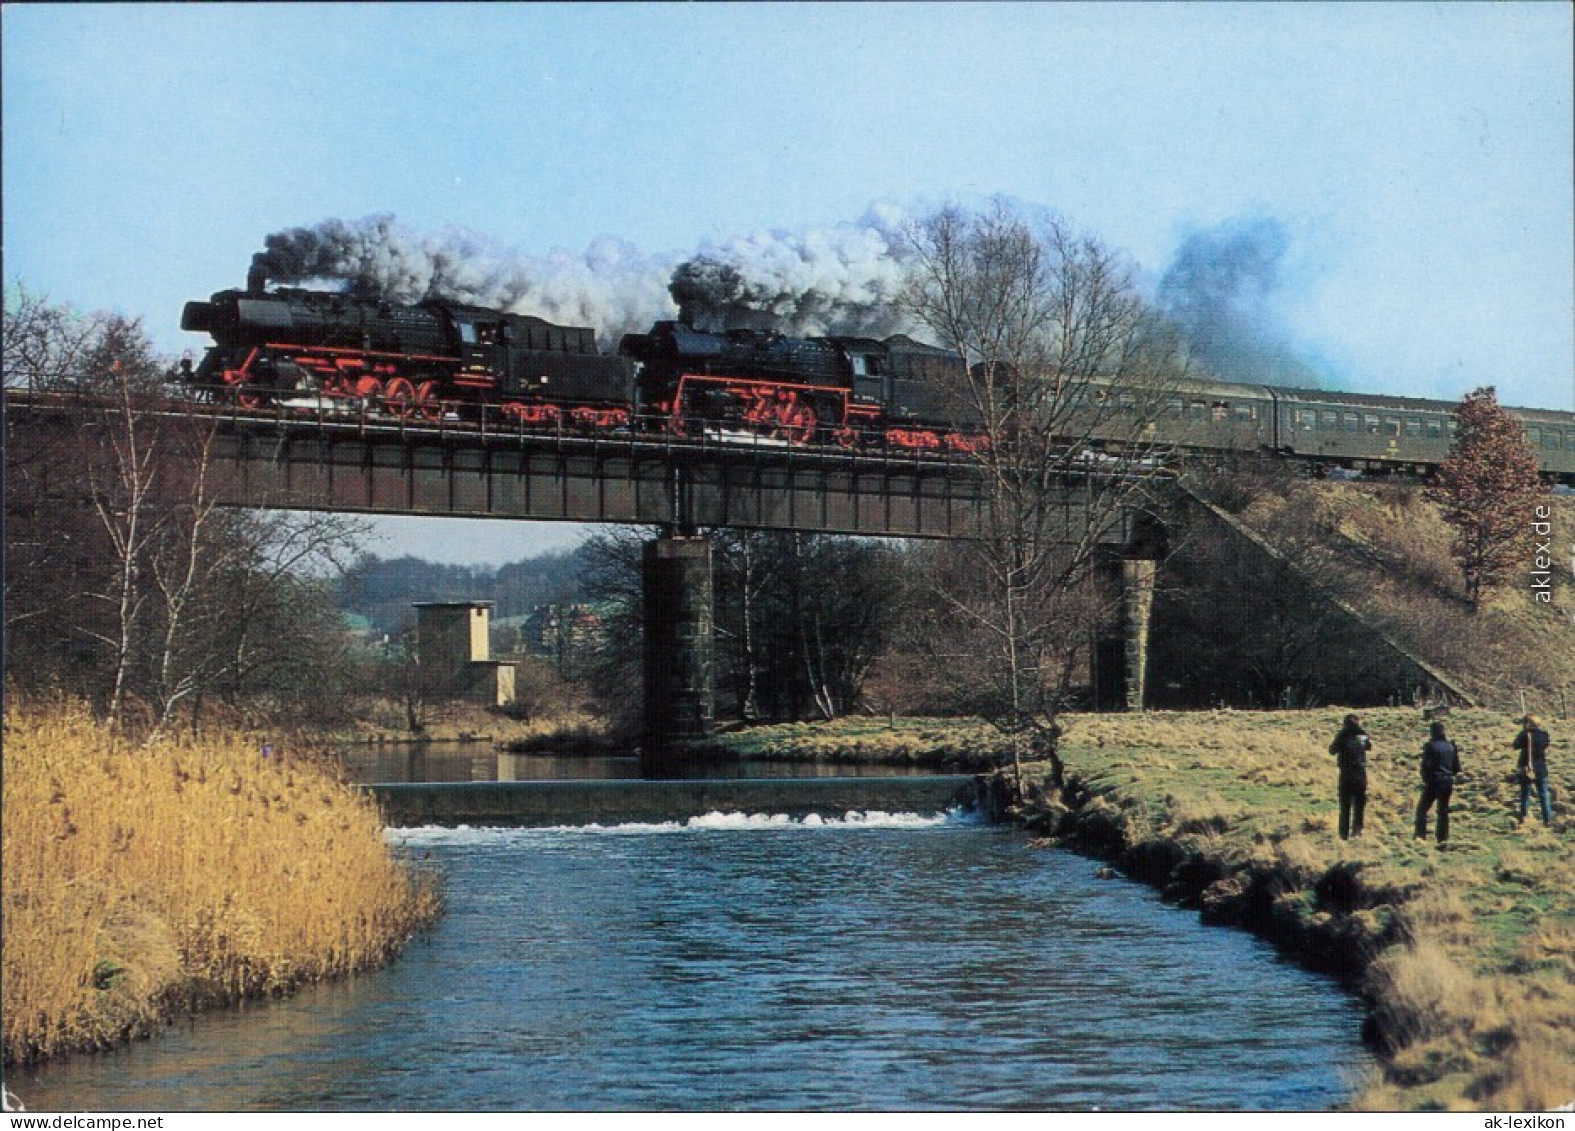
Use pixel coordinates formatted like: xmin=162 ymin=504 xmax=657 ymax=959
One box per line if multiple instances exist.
xmin=6 ymin=391 xmax=1161 ymax=759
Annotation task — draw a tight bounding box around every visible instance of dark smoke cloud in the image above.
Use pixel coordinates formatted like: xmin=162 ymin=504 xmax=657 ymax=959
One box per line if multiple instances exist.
xmin=1157 ymin=217 xmax=1327 ymax=388
xmin=250 ymin=206 xmax=921 ymax=342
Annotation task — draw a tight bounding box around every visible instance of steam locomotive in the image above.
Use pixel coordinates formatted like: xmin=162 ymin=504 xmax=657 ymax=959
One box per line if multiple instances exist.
xmin=179 ymin=279 xmax=1575 ymax=482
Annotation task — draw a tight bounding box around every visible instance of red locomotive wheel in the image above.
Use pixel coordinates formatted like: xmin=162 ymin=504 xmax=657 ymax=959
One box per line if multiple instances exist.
xmin=779 ymin=403 xmax=817 ymax=445
xmin=383 ymin=376 xmax=416 ymax=418
xmin=414 ymin=380 xmax=443 ymax=422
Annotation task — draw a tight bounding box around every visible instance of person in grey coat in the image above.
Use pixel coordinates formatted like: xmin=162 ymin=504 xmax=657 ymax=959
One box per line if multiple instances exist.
xmin=1414 ymin=721 xmax=1462 ymax=844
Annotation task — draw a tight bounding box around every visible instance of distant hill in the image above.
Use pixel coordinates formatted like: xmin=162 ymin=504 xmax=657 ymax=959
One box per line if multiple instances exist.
xmin=337 ymin=549 xmax=588 ymax=637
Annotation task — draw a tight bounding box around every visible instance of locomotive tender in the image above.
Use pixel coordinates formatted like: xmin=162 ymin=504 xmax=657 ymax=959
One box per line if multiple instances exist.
xmin=179 ymin=280 xmax=1575 ymax=483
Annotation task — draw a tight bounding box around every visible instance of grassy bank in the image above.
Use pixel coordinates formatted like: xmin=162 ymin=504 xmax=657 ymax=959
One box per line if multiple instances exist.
xmin=1 ymin=699 xmax=441 ymax=1066
xmin=715 ymin=708 xmax=1574 ymax=1111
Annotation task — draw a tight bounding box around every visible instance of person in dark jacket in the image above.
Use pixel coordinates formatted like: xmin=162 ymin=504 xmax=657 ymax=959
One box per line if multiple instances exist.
xmin=1513 ymin=715 xmax=1552 ymax=825
xmin=1329 ymin=714 xmax=1371 ymax=839
xmin=1415 ymin=721 xmax=1462 ymax=844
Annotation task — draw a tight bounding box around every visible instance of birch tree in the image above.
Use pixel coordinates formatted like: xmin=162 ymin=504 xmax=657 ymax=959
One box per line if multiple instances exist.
xmin=900 ymin=202 xmax=1186 ymax=788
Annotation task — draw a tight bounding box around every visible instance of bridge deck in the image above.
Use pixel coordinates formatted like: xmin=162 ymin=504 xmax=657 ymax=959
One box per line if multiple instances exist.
xmin=8 ymin=391 xmax=1140 ymax=541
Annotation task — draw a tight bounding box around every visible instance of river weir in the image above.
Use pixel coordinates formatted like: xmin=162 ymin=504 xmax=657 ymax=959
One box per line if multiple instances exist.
xmin=10 ymin=808 xmax=1371 ymax=1112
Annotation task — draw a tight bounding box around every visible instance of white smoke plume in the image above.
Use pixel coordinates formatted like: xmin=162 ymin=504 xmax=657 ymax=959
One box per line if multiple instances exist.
xmin=251 ymin=206 xmax=922 ymax=341
xmin=253 ymin=215 xmax=680 ymax=342
xmin=672 ymin=203 xmax=918 ymax=336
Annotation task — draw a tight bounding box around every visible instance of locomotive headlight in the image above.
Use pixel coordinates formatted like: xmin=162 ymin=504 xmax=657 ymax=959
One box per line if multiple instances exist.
xmin=538 ymin=375 xmax=549 ymax=385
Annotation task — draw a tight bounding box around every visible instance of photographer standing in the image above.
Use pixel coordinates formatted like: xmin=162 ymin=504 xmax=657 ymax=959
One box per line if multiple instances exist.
xmin=1513 ymin=715 xmax=1552 ymax=826
xmin=1329 ymin=714 xmax=1371 ymax=840
xmin=1415 ymin=721 xmax=1462 ymax=845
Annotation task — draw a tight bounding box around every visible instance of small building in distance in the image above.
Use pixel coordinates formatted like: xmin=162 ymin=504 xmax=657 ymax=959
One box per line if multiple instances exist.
xmin=414 ymin=601 xmax=516 ymax=707
xmin=519 ymin=603 xmax=606 ymax=670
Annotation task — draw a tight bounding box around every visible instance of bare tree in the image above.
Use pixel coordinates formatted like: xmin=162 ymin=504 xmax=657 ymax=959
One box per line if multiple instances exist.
xmin=76 ymin=320 xmax=176 ymax=726
xmin=899 ymin=202 xmax=1187 ymax=788
xmin=5 ymin=288 xmax=367 ymax=731
xmin=2 ymin=283 xmax=115 ymax=393
xmin=576 ymin=525 xmax=657 ymax=739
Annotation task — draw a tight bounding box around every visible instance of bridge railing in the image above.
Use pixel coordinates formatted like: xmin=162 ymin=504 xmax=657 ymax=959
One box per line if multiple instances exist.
xmin=13 ymin=383 xmax=1004 ymax=471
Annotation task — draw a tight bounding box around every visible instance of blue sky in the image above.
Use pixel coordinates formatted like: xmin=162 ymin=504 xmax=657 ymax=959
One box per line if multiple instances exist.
xmin=5 ymin=2 xmax=1572 ymax=563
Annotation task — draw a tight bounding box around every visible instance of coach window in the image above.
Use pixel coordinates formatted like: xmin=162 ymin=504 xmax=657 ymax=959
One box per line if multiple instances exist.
xmin=1342 ymin=413 xmax=1359 ymax=433
xmin=1233 ymin=403 xmax=1256 ymax=422
xmin=1167 ymin=397 xmax=1185 ymax=418
xmin=1364 ymin=414 xmax=1381 ymax=434
xmin=1527 ymin=427 xmax=1542 ymax=447
xmin=1545 ymin=430 xmax=1563 ymax=450
xmin=1320 ymin=410 xmax=1338 ymax=430
xmin=1405 ymin=419 xmax=1422 ymax=437
xmin=1427 ymin=420 xmax=1443 ymax=439
xmin=1189 ymin=401 xmax=1208 ymax=420
xmin=1383 ymin=417 xmax=1401 ymax=437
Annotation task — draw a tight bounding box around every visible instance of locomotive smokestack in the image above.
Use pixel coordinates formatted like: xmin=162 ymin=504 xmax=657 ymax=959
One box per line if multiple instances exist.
xmin=247 ymin=259 xmax=268 ymax=295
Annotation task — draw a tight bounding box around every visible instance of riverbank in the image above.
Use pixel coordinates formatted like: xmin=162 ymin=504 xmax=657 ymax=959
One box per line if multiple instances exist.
xmin=1 ymin=700 xmax=441 ymax=1066
xmin=713 ymin=708 xmax=1575 ymax=1112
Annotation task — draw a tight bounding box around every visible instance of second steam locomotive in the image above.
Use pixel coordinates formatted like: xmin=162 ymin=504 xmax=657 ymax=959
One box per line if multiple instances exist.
xmin=179 ymin=277 xmax=1575 ymax=483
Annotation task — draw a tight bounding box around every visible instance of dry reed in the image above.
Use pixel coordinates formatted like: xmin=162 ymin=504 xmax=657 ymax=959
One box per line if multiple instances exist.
xmin=2 ymin=698 xmax=440 ymax=1065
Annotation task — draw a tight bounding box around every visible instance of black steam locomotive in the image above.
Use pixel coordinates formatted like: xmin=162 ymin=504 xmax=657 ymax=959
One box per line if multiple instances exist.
xmin=179 ymin=279 xmax=1575 ymax=482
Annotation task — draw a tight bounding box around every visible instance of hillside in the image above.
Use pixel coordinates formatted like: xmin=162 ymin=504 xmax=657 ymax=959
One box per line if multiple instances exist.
xmin=1184 ymin=471 xmax=1573 ymax=712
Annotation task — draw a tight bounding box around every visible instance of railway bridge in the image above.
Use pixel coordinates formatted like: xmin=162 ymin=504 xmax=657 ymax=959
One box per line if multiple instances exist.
xmin=6 ymin=392 xmax=1165 ymax=764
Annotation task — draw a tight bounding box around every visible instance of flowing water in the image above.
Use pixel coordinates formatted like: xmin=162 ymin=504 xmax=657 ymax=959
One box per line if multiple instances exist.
xmin=339 ymin=740 xmax=936 ymax=782
xmin=10 ymin=812 xmax=1371 ymax=1112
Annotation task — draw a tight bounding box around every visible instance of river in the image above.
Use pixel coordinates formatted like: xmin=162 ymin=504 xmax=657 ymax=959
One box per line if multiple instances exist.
xmin=339 ymin=739 xmax=939 ymax=782
xmin=10 ymin=810 xmax=1372 ymax=1112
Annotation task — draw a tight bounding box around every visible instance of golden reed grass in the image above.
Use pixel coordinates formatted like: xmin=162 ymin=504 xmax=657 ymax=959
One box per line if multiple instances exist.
xmin=2 ymin=698 xmax=440 ymax=1065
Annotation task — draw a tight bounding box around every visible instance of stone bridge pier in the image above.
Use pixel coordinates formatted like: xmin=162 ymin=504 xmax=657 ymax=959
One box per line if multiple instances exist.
xmin=641 ymin=535 xmax=717 ymax=771
xmin=1093 ymin=553 xmax=1158 ymax=712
